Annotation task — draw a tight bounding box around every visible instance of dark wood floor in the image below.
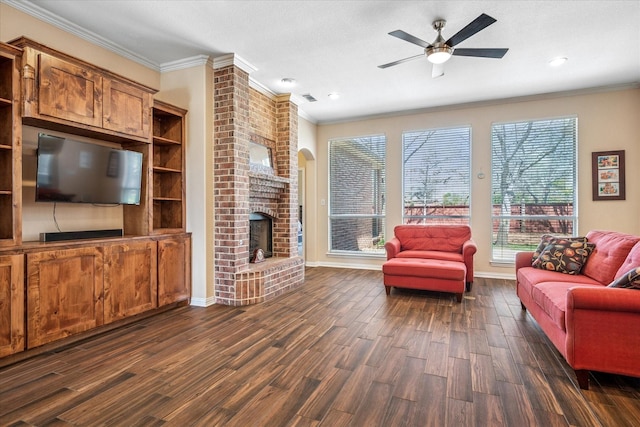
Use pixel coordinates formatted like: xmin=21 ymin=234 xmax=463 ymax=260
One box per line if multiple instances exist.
xmin=2 ymin=267 xmax=640 ymax=426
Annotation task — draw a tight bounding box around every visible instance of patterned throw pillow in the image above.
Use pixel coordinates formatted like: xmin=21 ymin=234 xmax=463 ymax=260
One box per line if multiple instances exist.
xmin=532 ymin=234 xmax=554 ymax=262
xmin=607 ymin=267 xmax=640 ymax=289
xmin=532 ymin=238 xmax=595 ymax=274
xmin=531 ymin=235 xmax=588 ymax=263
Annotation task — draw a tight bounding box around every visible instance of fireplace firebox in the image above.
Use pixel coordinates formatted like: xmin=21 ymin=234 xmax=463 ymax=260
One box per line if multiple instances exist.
xmin=250 ymin=213 xmax=273 ymax=260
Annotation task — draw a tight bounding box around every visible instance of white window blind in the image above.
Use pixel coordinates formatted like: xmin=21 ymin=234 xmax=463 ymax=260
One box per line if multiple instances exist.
xmin=491 ymin=117 xmax=577 ymax=261
xmin=402 ymin=127 xmax=471 ymax=224
xmin=329 ymin=135 xmax=386 ymax=254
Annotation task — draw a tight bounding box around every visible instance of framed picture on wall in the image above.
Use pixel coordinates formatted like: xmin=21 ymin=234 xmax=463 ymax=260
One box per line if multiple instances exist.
xmin=592 ymin=150 xmax=625 ymax=200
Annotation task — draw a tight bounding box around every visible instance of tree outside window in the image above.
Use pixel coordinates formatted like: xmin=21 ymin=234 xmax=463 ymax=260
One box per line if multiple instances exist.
xmin=402 ymin=127 xmax=471 ymax=224
xmin=491 ymin=117 xmax=577 ymax=261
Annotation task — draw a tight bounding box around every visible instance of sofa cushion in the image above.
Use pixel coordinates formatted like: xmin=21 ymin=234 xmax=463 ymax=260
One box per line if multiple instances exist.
xmin=530 ymin=282 xmax=602 ymax=331
xmin=608 ymin=267 xmax=640 ymax=289
xmin=532 ymin=238 xmax=595 ymax=275
xmin=393 ymin=225 xmax=471 ymax=253
xmin=517 ymin=267 xmax=601 ymax=298
xmin=396 ymin=250 xmax=463 ymax=263
xmin=582 ymin=230 xmax=640 ymax=284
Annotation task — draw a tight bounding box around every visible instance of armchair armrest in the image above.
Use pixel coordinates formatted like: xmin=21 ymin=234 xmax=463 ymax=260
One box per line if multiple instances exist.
xmin=384 ymin=237 xmax=401 ymax=260
xmin=462 ymin=239 xmax=477 ymax=257
xmin=515 ymin=251 xmax=535 ymax=271
xmin=462 ymin=239 xmax=478 ymax=282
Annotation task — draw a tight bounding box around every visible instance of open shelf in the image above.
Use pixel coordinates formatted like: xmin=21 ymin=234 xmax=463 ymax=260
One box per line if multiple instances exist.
xmin=151 ymin=101 xmax=186 ymax=233
xmin=153 ymin=165 xmax=181 ymax=174
xmin=153 ymin=135 xmax=181 ymax=146
xmin=0 ymin=44 xmax=20 ymax=247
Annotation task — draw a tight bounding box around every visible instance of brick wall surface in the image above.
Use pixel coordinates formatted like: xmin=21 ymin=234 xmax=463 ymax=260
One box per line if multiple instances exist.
xmin=213 ymin=67 xmax=303 ymax=306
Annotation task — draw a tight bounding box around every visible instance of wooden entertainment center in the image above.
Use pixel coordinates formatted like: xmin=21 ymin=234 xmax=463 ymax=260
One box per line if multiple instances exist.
xmin=0 ymin=39 xmax=191 ymax=361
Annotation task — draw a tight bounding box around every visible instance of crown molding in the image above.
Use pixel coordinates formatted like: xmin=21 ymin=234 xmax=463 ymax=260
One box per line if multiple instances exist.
xmin=160 ymin=55 xmax=212 ymax=73
xmin=212 ymin=53 xmax=257 ymax=74
xmin=249 ymin=78 xmax=275 ymax=97
xmin=3 ymin=0 xmax=160 ymax=71
xmin=248 ymin=80 xmax=316 ymax=123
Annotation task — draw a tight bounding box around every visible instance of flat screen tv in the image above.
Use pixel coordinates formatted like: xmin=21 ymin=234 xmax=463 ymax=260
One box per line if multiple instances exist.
xmin=35 ymin=133 xmax=143 ymax=205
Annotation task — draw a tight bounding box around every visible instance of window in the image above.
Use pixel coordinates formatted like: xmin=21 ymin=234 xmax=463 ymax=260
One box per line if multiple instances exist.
xmin=491 ymin=117 xmax=577 ymax=261
xmin=402 ymin=126 xmax=471 ymax=224
xmin=329 ymin=135 xmax=386 ymax=254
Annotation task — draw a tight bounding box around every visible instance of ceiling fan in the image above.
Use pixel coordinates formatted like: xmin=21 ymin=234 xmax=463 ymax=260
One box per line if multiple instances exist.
xmin=379 ymin=13 xmax=508 ymax=78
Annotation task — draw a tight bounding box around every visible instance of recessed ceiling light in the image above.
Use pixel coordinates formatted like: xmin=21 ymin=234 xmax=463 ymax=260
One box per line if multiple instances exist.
xmin=328 ymin=92 xmax=340 ymax=100
xmin=549 ymin=57 xmax=568 ymax=67
xmin=280 ymin=78 xmax=296 ymax=87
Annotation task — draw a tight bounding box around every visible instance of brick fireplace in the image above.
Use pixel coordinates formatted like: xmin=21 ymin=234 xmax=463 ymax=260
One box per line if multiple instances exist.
xmin=212 ymin=56 xmax=304 ymax=306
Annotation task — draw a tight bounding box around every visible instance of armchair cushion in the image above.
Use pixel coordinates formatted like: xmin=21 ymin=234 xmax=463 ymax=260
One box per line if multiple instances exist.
xmin=394 ymin=224 xmax=472 ymax=253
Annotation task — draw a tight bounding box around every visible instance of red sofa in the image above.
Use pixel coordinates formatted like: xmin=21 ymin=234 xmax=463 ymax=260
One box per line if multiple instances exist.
xmin=383 ymin=225 xmax=477 ymax=301
xmin=516 ymin=230 xmax=640 ymax=389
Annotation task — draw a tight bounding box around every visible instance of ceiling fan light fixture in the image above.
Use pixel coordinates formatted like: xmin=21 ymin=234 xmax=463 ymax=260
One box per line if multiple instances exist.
xmin=549 ymin=57 xmax=568 ymax=67
xmin=280 ymin=77 xmax=296 ymax=87
xmin=426 ymin=46 xmax=453 ymax=64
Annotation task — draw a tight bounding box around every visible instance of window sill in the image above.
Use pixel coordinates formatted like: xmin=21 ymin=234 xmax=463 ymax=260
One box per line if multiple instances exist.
xmin=327 ymin=251 xmax=386 ymax=259
xmin=490 ymin=260 xmax=515 ymax=268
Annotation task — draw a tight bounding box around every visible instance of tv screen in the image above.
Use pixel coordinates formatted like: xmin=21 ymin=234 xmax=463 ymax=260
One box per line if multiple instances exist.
xmin=36 ymin=133 xmax=143 ymax=205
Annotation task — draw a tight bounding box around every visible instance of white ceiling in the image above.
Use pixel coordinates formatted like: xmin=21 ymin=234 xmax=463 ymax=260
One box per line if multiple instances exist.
xmin=11 ymin=0 xmax=640 ymax=123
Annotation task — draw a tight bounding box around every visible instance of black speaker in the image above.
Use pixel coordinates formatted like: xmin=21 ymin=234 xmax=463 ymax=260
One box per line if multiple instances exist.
xmin=39 ymin=229 xmax=124 ymax=242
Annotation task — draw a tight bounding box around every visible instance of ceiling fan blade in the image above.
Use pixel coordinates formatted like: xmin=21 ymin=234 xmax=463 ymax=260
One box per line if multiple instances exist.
xmin=388 ymin=30 xmax=431 ymax=48
xmin=445 ymin=13 xmax=497 ymax=47
xmin=378 ymin=54 xmax=424 ymax=69
xmin=432 ymin=63 xmax=444 ymax=78
xmin=452 ymin=48 xmax=508 ymax=58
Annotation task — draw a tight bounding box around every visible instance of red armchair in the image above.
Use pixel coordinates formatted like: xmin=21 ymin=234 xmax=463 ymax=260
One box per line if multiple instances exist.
xmin=382 ymin=224 xmax=477 ymax=301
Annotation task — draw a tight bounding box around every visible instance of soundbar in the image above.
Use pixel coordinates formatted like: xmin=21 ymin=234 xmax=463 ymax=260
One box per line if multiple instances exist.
xmin=40 ymin=229 xmax=124 ymax=242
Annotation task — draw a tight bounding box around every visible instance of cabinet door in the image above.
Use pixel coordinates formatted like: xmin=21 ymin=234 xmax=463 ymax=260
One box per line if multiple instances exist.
xmin=27 ymin=247 xmax=104 ymax=348
xmin=104 ymin=240 xmax=157 ymax=323
xmin=158 ymin=235 xmax=191 ymax=306
xmin=38 ymin=53 xmax=103 ymax=127
xmin=0 ymin=254 xmax=25 ymax=357
xmin=103 ymin=79 xmax=151 ymax=138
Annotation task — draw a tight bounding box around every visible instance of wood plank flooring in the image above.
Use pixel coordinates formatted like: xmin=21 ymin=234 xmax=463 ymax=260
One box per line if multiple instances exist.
xmin=2 ymin=267 xmax=640 ymax=426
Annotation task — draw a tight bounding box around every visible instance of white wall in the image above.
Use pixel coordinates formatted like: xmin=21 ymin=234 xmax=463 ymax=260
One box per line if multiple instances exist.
xmin=310 ymin=88 xmax=640 ymax=278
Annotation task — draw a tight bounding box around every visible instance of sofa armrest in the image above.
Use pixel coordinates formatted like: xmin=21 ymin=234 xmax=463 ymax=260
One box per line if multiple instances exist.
xmin=565 ymin=286 xmax=640 ymax=374
xmin=567 ymin=286 xmax=640 ymax=313
xmin=515 ymin=251 xmax=535 ymax=271
xmin=384 ymin=237 xmax=401 ymax=260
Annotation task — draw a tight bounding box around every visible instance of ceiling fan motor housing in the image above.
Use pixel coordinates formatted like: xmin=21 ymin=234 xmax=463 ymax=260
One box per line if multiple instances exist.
xmin=426 ymin=20 xmax=453 ymax=64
